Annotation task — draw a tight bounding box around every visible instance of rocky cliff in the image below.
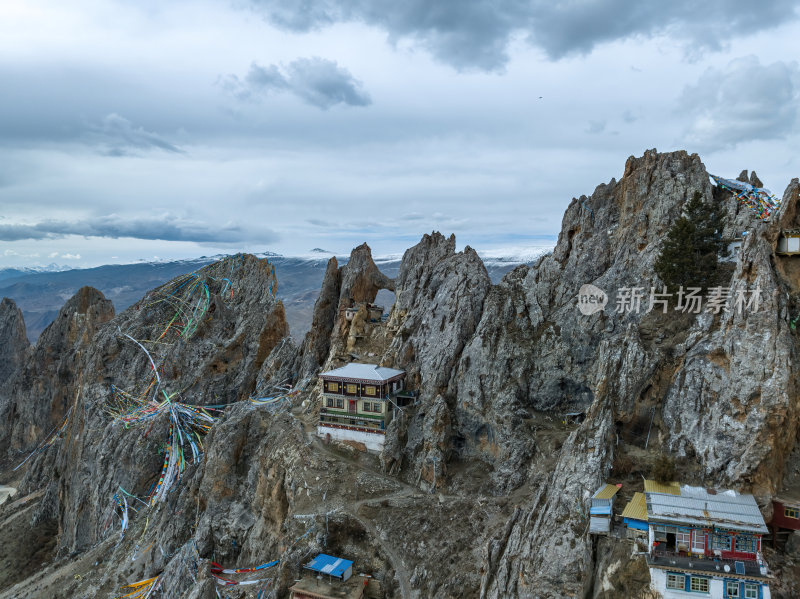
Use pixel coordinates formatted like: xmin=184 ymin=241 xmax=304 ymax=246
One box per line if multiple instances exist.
xmin=1 ymin=150 xmax=799 ymax=599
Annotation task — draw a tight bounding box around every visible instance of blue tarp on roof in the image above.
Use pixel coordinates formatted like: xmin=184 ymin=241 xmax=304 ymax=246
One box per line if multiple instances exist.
xmin=624 ymin=517 xmax=648 ymax=531
xmin=590 ymin=505 xmax=611 ymax=516
xmin=304 ymin=554 xmax=353 ymax=579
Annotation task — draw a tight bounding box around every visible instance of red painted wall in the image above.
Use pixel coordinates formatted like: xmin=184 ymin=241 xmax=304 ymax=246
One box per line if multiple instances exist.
xmin=771 ymin=500 xmax=800 ymax=531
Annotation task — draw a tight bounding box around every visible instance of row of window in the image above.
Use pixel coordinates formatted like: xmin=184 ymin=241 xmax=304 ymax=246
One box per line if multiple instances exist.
xmin=325 ymin=381 xmax=383 ymax=396
xmin=667 ymin=574 xmax=709 ymax=593
xmin=712 ymin=533 xmax=758 ymax=554
xmin=666 ymin=573 xmax=759 ymax=597
xmin=725 ymin=581 xmax=760 ymax=598
xmin=675 ymin=530 xmax=706 ymax=552
xmin=786 ymin=506 xmax=799 ymax=519
xmin=325 ymin=398 xmax=383 ymax=412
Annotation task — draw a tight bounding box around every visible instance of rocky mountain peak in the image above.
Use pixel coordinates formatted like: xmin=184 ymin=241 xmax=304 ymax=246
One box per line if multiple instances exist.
xmin=2 ymin=153 xmax=800 ymax=599
xmin=0 ymin=298 xmax=29 ymax=386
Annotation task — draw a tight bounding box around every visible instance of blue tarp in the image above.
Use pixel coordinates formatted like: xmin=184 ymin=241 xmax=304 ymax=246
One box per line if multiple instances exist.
xmin=624 ymin=517 xmax=648 ymax=531
xmin=304 ymin=554 xmax=353 ymax=580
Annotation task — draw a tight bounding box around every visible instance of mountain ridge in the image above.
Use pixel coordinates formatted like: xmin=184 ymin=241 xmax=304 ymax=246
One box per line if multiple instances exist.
xmin=1 ymin=149 xmax=799 ymax=598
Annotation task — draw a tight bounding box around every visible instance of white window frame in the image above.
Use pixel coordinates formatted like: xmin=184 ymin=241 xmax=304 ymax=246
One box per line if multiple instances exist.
xmin=666 ymin=573 xmax=684 ymax=590
xmin=743 ymin=583 xmax=758 ymax=599
xmin=725 ymin=580 xmax=740 ymax=597
xmin=692 ymin=530 xmax=706 ymax=553
xmin=676 ymin=530 xmax=691 ymax=548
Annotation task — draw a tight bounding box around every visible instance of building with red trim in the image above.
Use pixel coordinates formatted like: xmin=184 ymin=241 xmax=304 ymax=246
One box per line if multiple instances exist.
xmin=644 ymin=484 xmax=771 ymax=598
xmin=769 ymin=491 xmax=800 ymax=534
xmin=317 ymin=363 xmax=405 ymax=451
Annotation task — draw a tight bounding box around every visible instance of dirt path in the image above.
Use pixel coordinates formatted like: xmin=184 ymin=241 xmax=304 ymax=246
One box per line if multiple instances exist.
xmin=348 ymin=509 xmax=417 ymax=599
xmin=296 ymin=411 xmax=421 ymax=598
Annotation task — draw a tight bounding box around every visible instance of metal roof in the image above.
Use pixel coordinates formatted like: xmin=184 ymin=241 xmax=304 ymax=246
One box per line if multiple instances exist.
xmin=643 ymin=480 xmax=680 ymax=495
xmin=621 ymin=492 xmax=648 ymax=522
xmin=320 ymin=363 xmax=405 ymax=382
xmin=304 ymin=554 xmax=354 ymax=579
xmin=593 ymin=484 xmax=621 ymax=500
xmin=646 ymin=485 xmax=768 ymax=534
xmin=590 ymin=505 xmax=611 ymax=516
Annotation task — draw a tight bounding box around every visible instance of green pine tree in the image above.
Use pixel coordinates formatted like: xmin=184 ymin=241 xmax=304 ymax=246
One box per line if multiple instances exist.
xmin=654 ymin=191 xmax=727 ymax=291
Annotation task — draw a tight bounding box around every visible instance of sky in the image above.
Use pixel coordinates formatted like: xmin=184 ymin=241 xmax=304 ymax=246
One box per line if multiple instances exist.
xmin=1 ymin=0 xmax=799 ymax=268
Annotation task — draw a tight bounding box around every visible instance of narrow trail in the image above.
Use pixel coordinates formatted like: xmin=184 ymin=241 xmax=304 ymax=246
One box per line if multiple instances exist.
xmin=296 ymin=410 xmax=421 ymax=597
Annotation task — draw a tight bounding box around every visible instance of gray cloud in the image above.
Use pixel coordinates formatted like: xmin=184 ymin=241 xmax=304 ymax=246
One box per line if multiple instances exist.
xmin=679 ymin=56 xmax=800 ymax=151
xmin=0 ymin=215 xmax=276 ymax=244
xmin=86 ymin=113 xmax=183 ymax=156
xmin=223 ymin=57 xmax=371 ymax=109
xmin=586 ymin=120 xmax=606 ymax=134
xmin=248 ymin=0 xmax=799 ymax=70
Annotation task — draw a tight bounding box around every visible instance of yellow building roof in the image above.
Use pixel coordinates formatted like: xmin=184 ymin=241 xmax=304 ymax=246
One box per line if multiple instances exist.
xmin=621 ymin=492 xmax=648 ymax=521
xmin=593 ymin=483 xmax=621 ymax=500
xmin=644 ymin=479 xmax=680 ymax=495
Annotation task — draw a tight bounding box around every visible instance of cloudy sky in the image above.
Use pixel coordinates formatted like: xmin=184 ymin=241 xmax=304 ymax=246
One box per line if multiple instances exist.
xmin=1 ymin=0 xmax=799 ymax=268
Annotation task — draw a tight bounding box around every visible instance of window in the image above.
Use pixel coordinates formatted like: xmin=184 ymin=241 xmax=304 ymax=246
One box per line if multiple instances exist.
xmin=725 ymin=581 xmax=740 ymax=597
xmin=326 ymin=398 xmax=333 ymax=408
xmin=346 ymin=384 xmax=357 ymax=394
xmin=336 ymin=399 xmax=343 ymax=409
xmin=693 ymin=530 xmax=706 ymax=553
xmin=365 ymin=385 xmax=376 ymax=396
xmin=326 ymin=381 xmax=339 ymax=393
xmin=676 ymin=531 xmax=691 ymax=549
xmin=743 ymin=583 xmax=758 ymax=599
xmin=666 ymin=573 xmax=684 ymax=590
xmin=713 ymin=533 xmax=732 ymax=551
xmin=786 ymin=507 xmax=799 ymax=519
xmin=734 ymin=535 xmax=757 ymax=554
xmin=690 ymin=576 xmax=709 ymax=593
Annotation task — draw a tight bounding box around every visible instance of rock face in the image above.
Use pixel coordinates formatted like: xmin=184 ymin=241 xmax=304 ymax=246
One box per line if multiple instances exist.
xmin=2 ymin=151 xmax=800 ymax=599
xmin=10 ymin=255 xmax=289 ymax=557
xmin=0 ymin=287 xmax=113 ymax=455
xmin=0 ymin=298 xmax=28 ymax=386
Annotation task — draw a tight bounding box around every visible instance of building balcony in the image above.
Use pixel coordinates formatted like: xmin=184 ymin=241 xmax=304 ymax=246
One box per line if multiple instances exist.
xmin=646 ymin=548 xmax=769 ymax=579
xmin=320 ymin=408 xmax=384 ymax=420
xmin=318 ymin=421 xmax=386 ymax=436
xmin=319 ymin=411 xmax=386 ymax=433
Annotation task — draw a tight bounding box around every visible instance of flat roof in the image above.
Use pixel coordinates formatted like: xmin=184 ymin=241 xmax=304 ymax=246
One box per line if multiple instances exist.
xmin=593 ymin=484 xmax=621 ymax=500
xmin=621 ymin=492 xmax=648 ymax=522
xmin=644 ymin=480 xmax=680 ymax=495
xmin=646 ymin=553 xmax=768 ymax=581
xmin=321 ymin=363 xmax=405 ymax=383
xmin=646 ymin=486 xmax=768 ymax=534
xmin=304 ymin=554 xmax=354 ymax=579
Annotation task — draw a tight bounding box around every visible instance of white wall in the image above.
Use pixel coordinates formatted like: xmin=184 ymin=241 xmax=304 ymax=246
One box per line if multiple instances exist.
xmin=317 ymin=425 xmax=384 ymax=451
xmin=649 ymin=568 xmax=769 ymax=599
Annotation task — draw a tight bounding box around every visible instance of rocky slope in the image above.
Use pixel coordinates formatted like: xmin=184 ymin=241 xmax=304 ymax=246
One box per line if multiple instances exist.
xmin=0 ymin=150 xmax=799 ymax=599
